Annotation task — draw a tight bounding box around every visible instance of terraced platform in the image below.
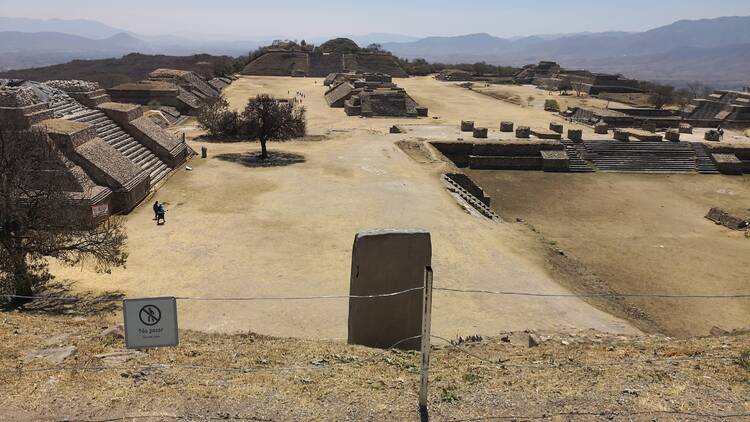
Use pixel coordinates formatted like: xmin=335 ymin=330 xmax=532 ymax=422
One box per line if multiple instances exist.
xmin=577 ymin=140 xmax=719 ymax=174
xmin=49 ymin=95 xmax=172 ymax=185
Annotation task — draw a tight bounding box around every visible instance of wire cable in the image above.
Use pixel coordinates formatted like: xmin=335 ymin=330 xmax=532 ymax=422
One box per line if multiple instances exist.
xmin=434 ymin=286 xmax=750 ymax=299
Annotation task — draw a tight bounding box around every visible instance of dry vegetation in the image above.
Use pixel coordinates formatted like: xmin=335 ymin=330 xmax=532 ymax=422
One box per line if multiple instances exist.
xmin=1 ymin=309 xmax=748 ymax=421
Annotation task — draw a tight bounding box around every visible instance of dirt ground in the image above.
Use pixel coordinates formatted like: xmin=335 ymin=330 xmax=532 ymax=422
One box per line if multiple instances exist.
xmin=46 ymin=75 xmax=750 ymax=341
xmin=466 ymin=170 xmax=750 ymax=336
xmin=6 ymin=75 xmax=750 ymax=421
xmin=49 ymin=76 xmax=637 ymax=341
xmin=1 ymin=312 xmax=748 ymax=421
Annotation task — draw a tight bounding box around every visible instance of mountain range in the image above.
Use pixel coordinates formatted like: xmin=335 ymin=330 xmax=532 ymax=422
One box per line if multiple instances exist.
xmin=1 ymin=15 xmax=749 ymax=88
xmin=380 ymin=16 xmax=750 ymax=87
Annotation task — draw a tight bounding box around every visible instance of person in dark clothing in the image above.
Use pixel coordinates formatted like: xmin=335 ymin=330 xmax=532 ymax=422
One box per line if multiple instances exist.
xmin=156 ymin=203 xmax=167 ymax=225
xmin=152 ymin=201 xmax=159 ymax=220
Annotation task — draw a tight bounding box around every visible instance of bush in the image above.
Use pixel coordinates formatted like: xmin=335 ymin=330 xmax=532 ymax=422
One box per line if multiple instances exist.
xmin=197 ymin=97 xmax=239 ymax=138
xmin=544 ymin=99 xmax=560 ymax=112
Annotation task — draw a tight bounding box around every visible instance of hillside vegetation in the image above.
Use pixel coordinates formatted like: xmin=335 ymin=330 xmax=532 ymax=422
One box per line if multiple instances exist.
xmin=0 ymin=53 xmax=239 ymax=88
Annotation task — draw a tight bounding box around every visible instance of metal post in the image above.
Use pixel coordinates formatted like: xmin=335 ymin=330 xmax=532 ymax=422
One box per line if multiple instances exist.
xmin=419 ymin=266 xmax=433 ymax=412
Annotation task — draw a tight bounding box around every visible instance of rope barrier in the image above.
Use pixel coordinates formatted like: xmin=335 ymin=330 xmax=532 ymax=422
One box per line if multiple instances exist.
xmin=0 ymin=286 xmax=424 ymax=303
xmin=4 ymin=285 xmax=750 ymax=303
xmin=434 ymin=287 xmax=750 ymax=299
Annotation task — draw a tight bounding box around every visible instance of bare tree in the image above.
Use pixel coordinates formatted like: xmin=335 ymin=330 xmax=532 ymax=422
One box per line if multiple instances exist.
xmin=239 ymin=95 xmax=306 ymax=159
xmin=0 ymin=128 xmax=127 ymax=303
xmin=571 ymin=82 xmax=585 ymax=97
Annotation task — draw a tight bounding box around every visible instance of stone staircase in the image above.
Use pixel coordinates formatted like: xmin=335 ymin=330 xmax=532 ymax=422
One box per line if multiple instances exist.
xmin=49 ymin=96 xmax=171 ymax=185
xmin=442 ymin=175 xmax=502 ymax=221
xmin=580 ymin=141 xmax=710 ymax=173
xmin=559 ymin=140 xmax=595 ymax=172
xmin=691 ymin=143 xmax=721 ymax=174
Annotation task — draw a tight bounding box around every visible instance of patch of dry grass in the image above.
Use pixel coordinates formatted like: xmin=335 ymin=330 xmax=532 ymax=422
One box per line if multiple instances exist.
xmin=1 ymin=310 xmax=748 ymax=421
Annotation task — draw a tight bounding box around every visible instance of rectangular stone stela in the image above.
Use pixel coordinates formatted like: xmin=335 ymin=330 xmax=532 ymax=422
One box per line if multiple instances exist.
xmin=348 ymin=230 xmax=431 ymax=351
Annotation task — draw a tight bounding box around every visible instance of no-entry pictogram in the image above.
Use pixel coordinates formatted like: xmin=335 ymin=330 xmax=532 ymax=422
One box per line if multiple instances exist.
xmin=139 ymin=305 xmax=161 ymax=326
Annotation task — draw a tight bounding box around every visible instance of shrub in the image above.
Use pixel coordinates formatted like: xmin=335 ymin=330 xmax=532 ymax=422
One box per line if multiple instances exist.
xmin=544 ymin=99 xmax=560 ymax=112
xmin=197 ymin=97 xmax=238 ymax=138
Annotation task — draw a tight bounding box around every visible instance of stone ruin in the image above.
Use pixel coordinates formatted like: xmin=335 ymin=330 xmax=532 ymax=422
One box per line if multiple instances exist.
xmin=561 ymin=106 xmax=682 ymax=130
xmin=515 ymin=61 xmax=642 ymax=95
xmin=705 ymin=208 xmax=750 ymax=231
xmin=109 ymin=68 xmax=235 ymax=117
xmin=242 ymin=41 xmax=408 ymax=78
xmin=682 ymin=90 xmax=750 ymax=127
xmin=324 ymin=72 xmax=427 ymax=118
xmin=0 ymin=79 xmax=192 ymax=228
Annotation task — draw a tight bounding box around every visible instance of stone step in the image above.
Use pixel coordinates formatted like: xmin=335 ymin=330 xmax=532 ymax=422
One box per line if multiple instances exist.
xmin=132 ymin=148 xmax=153 ymax=165
xmin=98 ymin=126 xmax=121 ymax=138
xmin=112 ymin=136 xmax=134 ymax=149
xmin=102 ymin=131 xmax=128 ymax=144
xmin=150 ymin=164 xmax=171 ymax=184
xmin=120 ymin=141 xmax=143 ymax=157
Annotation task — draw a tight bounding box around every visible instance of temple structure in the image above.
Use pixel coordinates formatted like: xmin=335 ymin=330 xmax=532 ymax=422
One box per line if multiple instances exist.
xmin=109 ymin=69 xmax=233 ymax=116
xmin=682 ymin=90 xmax=750 ymax=127
xmin=515 ymin=61 xmax=642 ymax=94
xmin=0 ymin=79 xmax=194 ymax=227
xmin=324 ymin=72 xmax=427 ymax=118
xmin=242 ymin=41 xmax=408 ymax=78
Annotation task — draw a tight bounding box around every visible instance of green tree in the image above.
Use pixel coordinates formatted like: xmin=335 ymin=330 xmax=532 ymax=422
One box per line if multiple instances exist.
xmin=239 ymin=95 xmax=306 ymax=159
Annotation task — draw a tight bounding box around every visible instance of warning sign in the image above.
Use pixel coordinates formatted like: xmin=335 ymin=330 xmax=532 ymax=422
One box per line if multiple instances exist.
xmin=123 ymin=297 xmax=178 ymax=349
xmin=91 ymin=203 xmax=109 ymax=219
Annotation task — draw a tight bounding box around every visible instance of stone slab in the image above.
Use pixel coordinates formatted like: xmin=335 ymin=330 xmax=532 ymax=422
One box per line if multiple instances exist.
xmin=348 ymin=230 xmax=430 ymax=351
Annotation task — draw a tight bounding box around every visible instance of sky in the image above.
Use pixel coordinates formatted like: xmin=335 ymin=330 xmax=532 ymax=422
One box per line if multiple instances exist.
xmin=2 ymin=0 xmax=750 ymax=39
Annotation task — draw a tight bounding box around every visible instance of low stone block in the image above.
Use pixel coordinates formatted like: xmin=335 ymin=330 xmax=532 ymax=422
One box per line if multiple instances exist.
xmin=541 ymin=150 xmax=570 ymax=172
xmin=473 ymin=127 xmax=488 ymax=138
xmin=461 ymin=120 xmax=475 ymax=132
xmin=594 ymin=123 xmax=609 ymax=134
xmin=416 ymin=106 xmax=429 ymax=117
xmin=389 ymin=125 xmax=402 ymax=134
xmin=679 ymin=123 xmax=693 ymax=134
xmin=705 ymin=130 xmax=721 ymax=142
xmin=614 ymin=130 xmax=630 ymax=142
xmin=500 ymin=121 xmax=514 ymax=132
xmin=516 ymin=126 xmax=531 ymax=139
xmin=665 ymin=130 xmax=680 ymax=142
xmin=712 ymin=153 xmax=742 ymax=175
xmin=549 ymin=122 xmax=564 ymax=134
xmin=567 ymin=129 xmax=583 ymax=142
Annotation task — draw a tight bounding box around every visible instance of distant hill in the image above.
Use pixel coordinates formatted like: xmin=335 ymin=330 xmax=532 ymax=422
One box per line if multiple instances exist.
xmin=382 ymin=16 xmax=750 ymax=87
xmin=0 ymin=31 xmax=150 ymax=53
xmin=0 ymin=53 xmax=237 ymax=88
xmin=0 ymin=31 xmax=156 ymax=71
xmin=0 ymin=16 xmax=126 ymax=39
xmin=0 ymin=18 xmax=261 ymax=71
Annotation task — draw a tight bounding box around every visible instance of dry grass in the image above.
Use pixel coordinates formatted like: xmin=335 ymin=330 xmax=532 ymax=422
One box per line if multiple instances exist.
xmin=1 ymin=310 xmax=748 ymax=421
